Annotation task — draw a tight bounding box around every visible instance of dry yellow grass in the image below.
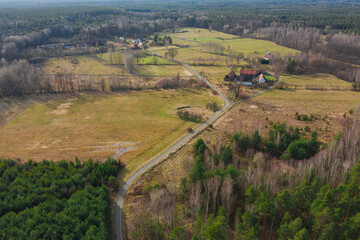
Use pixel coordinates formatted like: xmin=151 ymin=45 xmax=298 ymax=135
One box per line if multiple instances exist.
xmin=171 ymin=37 xmax=203 ymax=47
xmin=156 ymin=47 xmax=227 ymax=65
xmin=44 ymin=55 xmax=128 ymax=75
xmin=192 ymin=66 xmax=244 ymax=77
xmin=167 ymin=27 xmax=237 ymax=41
xmin=280 ymin=73 xmax=352 ymax=89
xmin=221 ymin=38 xmax=300 ymax=56
xmin=147 ymin=46 xmax=179 ymax=51
xmin=134 ymin=65 xmax=193 ymax=76
xmin=44 ymin=53 xmax=190 ymax=77
xmin=0 ymin=89 xmax=222 ymax=174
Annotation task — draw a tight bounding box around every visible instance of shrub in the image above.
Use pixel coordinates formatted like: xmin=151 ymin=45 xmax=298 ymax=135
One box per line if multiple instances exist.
xmin=206 ymin=101 xmax=220 ymax=112
xmin=212 ymin=90 xmax=218 ymax=95
xmin=144 ymin=183 xmax=160 ymax=193
xmin=177 ymin=110 xmax=202 ymax=122
xmin=281 ymin=137 xmax=319 ymax=160
xmin=274 ymin=81 xmax=289 ymax=90
xmin=264 ymin=75 xmax=276 ymax=82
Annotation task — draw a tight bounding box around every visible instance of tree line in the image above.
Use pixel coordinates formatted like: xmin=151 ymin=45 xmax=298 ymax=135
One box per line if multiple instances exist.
xmin=0 ymin=59 xmax=207 ymax=97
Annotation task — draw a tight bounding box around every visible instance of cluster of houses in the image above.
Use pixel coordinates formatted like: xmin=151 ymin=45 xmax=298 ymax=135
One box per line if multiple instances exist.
xmin=223 ymin=51 xmax=273 ymax=86
xmin=129 ymin=37 xmax=151 ymax=49
xmin=224 ymin=69 xmax=267 ymax=86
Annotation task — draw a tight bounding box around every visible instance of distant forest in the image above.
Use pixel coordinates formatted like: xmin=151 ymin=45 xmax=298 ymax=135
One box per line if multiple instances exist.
xmin=0 ymin=0 xmax=359 ymax=95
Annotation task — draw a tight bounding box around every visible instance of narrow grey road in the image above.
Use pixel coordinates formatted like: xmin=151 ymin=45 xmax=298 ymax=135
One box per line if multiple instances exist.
xmin=114 ymin=48 xmax=270 ymax=239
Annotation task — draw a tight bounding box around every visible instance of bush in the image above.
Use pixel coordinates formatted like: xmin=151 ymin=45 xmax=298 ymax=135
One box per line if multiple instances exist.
xmin=274 ymin=81 xmax=288 ymax=90
xmin=281 ymin=137 xmax=319 ymax=160
xmin=178 ymin=110 xmax=202 ymax=122
xmin=206 ymin=101 xmax=220 ymax=112
xmin=264 ymin=75 xmax=276 ymax=82
xmin=295 ymin=112 xmax=316 ymax=121
xmin=144 ymin=183 xmax=160 ymax=193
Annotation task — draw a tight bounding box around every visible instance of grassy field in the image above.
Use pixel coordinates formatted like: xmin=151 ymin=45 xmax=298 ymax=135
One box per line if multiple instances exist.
xmin=44 ymin=52 xmax=190 ymax=77
xmin=251 ymin=74 xmax=360 ymax=142
xmin=136 ymin=55 xmax=174 ymax=65
xmin=166 ymin=27 xmax=237 ymax=41
xmin=281 ymin=73 xmax=352 ymax=89
xmin=44 ymin=55 xmax=128 ymax=75
xmin=257 ymin=88 xmax=359 ymax=117
xmin=134 ymin=65 xmax=193 ymax=76
xmin=99 ymin=52 xmax=124 ymax=65
xmin=155 ymin=29 xmax=298 ymax=67
xmin=156 ymin=47 xmax=228 ymax=65
xmin=166 ymin=28 xmax=299 ymax=56
xmin=0 ymin=89 xmax=222 ymax=173
xmin=146 ymin=46 xmax=179 ymax=51
xmin=220 ymin=38 xmax=299 ymax=56
xmin=193 ymin=65 xmax=244 ymax=77
xmin=171 ymin=37 xmax=203 ymax=47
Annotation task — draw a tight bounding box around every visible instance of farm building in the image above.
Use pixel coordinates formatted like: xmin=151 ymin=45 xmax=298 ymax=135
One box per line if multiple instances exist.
xmin=263 ymin=52 xmax=272 ymax=61
xmin=257 ymin=73 xmax=266 ymax=84
xmin=240 ymin=69 xmax=258 ymax=82
xmin=224 ymin=70 xmax=238 ymax=81
xmin=225 ymin=69 xmax=272 ymax=86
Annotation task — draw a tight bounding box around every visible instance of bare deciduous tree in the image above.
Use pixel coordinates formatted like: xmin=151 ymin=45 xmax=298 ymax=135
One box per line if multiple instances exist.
xmin=220 ymin=174 xmax=235 ymax=221
xmin=124 ymin=51 xmax=135 ymax=73
xmin=188 ymin=181 xmax=202 ymax=221
xmin=167 ymin=49 xmax=178 ymax=60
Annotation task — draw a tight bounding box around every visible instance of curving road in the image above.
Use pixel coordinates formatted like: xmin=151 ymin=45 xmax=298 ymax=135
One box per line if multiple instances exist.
xmin=114 ymin=49 xmax=270 ymax=239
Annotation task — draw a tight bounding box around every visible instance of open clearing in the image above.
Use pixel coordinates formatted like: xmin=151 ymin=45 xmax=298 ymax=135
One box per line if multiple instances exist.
xmin=44 ymin=52 xmax=191 ymax=77
xmin=193 ymin=65 xmax=243 ymax=77
xmin=0 ymin=89 xmax=222 ymax=175
xmin=219 ymin=38 xmax=299 ymax=55
xmin=166 ymin=27 xmax=237 ymax=41
xmin=153 ymin=28 xmax=298 ymax=68
xmin=156 ymin=47 xmax=228 ymax=65
xmin=280 ymin=73 xmax=352 ymax=89
xmin=44 ymin=55 xmax=128 ymax=75
xmin=134 ymin=64 xmax=193 ymax=76
xmin=171 ymin=37 xmax=204 ymax=47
